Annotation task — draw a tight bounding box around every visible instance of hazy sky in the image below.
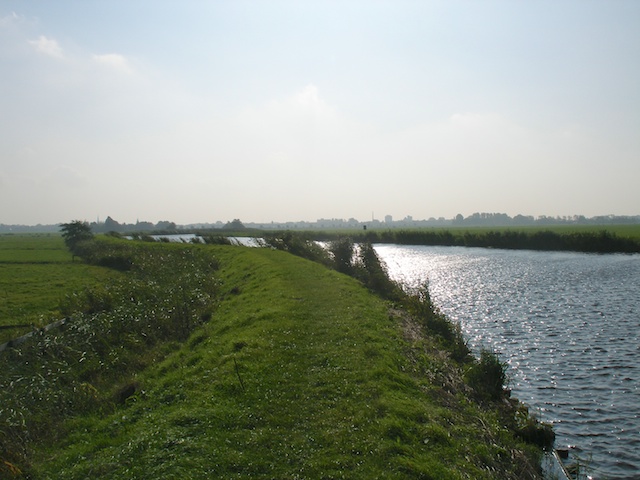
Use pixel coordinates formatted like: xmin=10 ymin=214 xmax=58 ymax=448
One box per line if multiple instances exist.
xmin=1 ymin=1 xmax=639 ymax=225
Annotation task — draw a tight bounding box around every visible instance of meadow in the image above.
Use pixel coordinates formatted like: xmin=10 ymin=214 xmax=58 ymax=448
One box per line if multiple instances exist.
xmin=0 ymin=235 xmax=549 ymax=478
xmin=445 ymin=224 xmax=640 ymax=240
xmin=0 ymin=235 xmax=121 ymax=343
xmin=317 ymin=224 xmax=640 ymax=238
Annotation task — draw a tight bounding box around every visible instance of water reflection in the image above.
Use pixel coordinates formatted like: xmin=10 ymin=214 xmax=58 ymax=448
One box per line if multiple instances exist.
xmin=375 ymin=244 xmax=640 ymax=479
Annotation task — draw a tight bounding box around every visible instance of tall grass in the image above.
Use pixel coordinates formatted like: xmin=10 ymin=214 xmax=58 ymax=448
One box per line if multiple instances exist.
xmin=298 ymin=227 xmax=640 ymax=253
xmin=0 ymin=238 xmax=219 ymax=476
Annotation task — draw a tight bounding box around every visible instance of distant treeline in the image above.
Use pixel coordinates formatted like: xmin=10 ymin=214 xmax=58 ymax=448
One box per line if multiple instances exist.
xmin=3 ymin=212 xmax=640 ymax=234
xmin=311 ymin=229 xmax=640 ymax=254
xmin=451 ymin=212 xmax=640 ymax=227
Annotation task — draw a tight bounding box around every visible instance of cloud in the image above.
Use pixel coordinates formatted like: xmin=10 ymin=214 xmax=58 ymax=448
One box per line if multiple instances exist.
xmin=293 ymin=84 xmax=323 ymax=108
xmin=235 ymin=90 xmax=362 ymax=185
xmin=28 ymin=35 xmax=64 ymax=58
xmin=235 ymin=84 xmax=351 ymax=149
xmin=1 ymin=13 xmax=176 ymax=146
xmin=0 ymin=11 xmax=20 ymax=27
xmin=93 ymin=53 xmax=133 ymax=74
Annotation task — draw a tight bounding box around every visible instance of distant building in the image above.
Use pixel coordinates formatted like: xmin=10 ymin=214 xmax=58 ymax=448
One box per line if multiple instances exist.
xmin=385 ymin=215 xmax=393 ymax=224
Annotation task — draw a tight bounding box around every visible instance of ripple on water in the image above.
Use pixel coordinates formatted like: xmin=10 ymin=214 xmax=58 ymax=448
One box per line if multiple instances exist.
xmin=375 ymin=245 xmax=640 ymax=479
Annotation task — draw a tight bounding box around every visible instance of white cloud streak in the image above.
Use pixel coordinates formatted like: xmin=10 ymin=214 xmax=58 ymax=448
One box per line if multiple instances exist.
xmin=28 ymin=34 xmax=63 ymax=58
xmin=92 ymin=53 xmax=132 ymax=74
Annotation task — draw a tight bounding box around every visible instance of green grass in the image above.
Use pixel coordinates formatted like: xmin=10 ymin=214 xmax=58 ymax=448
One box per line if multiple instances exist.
xmin=15 ymin=242 xmax=542 ymax=479
xmin=0 ymin=234 xmax=72 ymax=263
xmin=0 ymin=235 xmax=122 ymax=342
xmin=443 ymin=224 xmax=640 ymax=240
xmin=306 ymin=224 xmax=640 ymax=240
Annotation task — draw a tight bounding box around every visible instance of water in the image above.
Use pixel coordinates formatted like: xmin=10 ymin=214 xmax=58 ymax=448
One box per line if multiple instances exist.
xmin=130 ymin=234 xmax=262 ymax=246
xmin=375 ymin=245 xmax=640 ymax=479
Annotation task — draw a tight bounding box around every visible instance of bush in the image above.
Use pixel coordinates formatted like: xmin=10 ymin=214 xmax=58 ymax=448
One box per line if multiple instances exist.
xmin=328 ymin=237 xmax=355 ymax=274
xmin=516 ymin=416 xmax=555 ymax=450
xmin=263 ymin=232 xmax=331 ymax=265
xmin=59 ymin=285 xmax=115 ymax=316
xmin=465 ymin=349 xmax=508 ymax=401
xmin=201 ymin=235 xmax=232 ymax=245
xmin=354 ymin=243 xmax=403 ymax=300
xmin=402 ymin=286 xmax=470 ymax=362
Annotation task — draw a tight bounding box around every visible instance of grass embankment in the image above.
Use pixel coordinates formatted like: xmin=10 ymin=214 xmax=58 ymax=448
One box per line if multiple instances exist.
xmin=2 ymin=237 xmax=545 ymax=478
xmin=0 ymin=235 xmax=121 ymax=343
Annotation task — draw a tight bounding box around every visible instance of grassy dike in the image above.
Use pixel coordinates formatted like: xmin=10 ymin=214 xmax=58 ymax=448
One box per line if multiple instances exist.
xmin=4 ymin=239 xmax=544 ymax=478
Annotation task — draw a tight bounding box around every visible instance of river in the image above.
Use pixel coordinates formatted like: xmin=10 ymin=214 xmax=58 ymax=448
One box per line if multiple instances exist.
xmin=375 ymin=245 xmax=640 ymax=479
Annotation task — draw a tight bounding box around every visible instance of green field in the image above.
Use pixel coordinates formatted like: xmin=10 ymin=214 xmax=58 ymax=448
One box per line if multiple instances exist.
xmin=0 ymin=234 xmax=122 ymax=342
xmin=443 ymin=224 xmax=640 ymax=239
xmin=302 ymin=223 xmax=640 ymax=239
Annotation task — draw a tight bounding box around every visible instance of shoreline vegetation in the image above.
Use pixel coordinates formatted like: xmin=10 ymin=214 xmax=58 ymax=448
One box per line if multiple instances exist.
xmin=2 ymin=233 xmax=554 ymax=478
xmin=134 ymin=224 xmax=640 ymax=254
xmin=3 ymin=220 xmax=640 ymax=254
xmin=274 ymin=226 xmax=640 ymax=254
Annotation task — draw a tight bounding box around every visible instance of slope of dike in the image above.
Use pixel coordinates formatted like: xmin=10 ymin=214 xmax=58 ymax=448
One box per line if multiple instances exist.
xmin=30 ymin=245 xmax=543 ymax=479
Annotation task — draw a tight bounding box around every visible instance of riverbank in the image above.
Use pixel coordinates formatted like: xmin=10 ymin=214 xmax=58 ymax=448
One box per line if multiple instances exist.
xmin=2 ymin=237 xmax=546 ymax=478
xmin=376 ymin=243 xmax=640 ymax=478
xmin=277 ymin=226 xmax=640 ymax=254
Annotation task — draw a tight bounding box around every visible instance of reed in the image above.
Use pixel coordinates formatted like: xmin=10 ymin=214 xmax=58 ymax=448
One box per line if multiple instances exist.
xmin=304 ymin=227 xmax=640 ymax=253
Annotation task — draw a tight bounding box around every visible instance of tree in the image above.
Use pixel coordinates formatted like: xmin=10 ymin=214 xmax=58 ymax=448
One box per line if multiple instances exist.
xmin=103 ymin=216 xmax=121 ymax=232
xmin=329 ymin=237 xmax=354 ymax=274
xmin=156 ymin=220 xmax=177 ymax=231
xmin=60 ymin=220 xmax=94 ymax=258
xmin=222 ymin=219 xmax=246 ymax=230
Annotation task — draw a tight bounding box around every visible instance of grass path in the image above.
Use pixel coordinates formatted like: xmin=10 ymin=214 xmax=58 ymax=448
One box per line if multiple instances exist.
xmin=34 ymin=246 xmax=540 ymax=479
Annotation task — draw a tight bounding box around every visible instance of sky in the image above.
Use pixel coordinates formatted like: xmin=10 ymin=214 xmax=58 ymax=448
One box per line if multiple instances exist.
xmin=1 ymin=1 xmax=639 ymax=225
